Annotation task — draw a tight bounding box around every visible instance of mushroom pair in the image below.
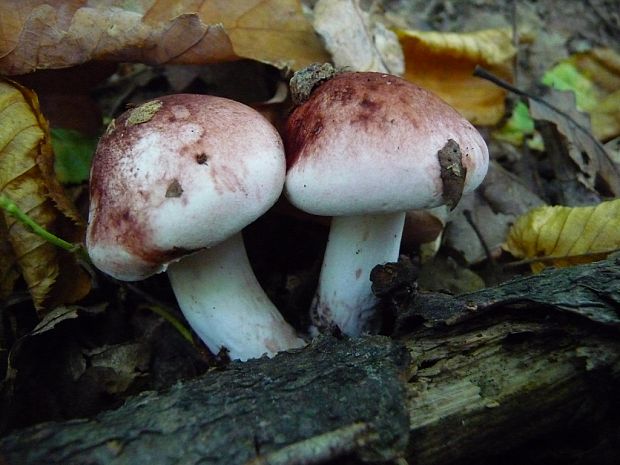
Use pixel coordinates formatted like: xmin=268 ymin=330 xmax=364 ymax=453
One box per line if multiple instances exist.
xmin=86 ymin=69 xmax=488 ymax=360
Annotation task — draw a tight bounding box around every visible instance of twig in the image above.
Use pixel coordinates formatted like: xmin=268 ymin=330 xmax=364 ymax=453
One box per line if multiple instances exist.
xmin=472 ymin=66 xmax=609 ymax=158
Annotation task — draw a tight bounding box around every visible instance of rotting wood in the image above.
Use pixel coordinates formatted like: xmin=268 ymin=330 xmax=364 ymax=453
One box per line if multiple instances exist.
xmin=1 ymin=258 xmax=619 ymax=465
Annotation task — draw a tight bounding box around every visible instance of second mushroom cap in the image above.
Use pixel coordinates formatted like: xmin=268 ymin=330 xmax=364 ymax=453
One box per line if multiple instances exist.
xmin=284 ymin=71 xmax=489 ymax=215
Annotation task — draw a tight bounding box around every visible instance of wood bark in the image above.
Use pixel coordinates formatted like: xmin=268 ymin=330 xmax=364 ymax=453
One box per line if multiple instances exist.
xmin=1 ymin=258 xmax=619 ymax=465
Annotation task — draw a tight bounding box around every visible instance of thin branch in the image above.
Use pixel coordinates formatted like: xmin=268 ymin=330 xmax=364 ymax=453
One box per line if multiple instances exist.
xmin=472 ymin=66 xmax=609 ymax=158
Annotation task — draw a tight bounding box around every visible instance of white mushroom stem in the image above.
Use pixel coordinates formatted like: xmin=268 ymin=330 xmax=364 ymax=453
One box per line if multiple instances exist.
xmin=167 ymin=232 xmax=305 ymax=361
xmin=311 ymin=212 xmax=406 ymax=336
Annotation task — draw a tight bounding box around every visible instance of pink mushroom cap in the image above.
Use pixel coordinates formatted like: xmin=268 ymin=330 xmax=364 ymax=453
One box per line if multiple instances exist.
xmin=284 ymin=72 xmax=489 ymax=216
xmin=87 ymin=94 xmax=285 ymax=281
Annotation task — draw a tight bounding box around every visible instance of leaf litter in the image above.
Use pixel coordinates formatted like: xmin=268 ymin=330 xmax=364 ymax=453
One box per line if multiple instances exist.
xmin=0 ymin=79 xmax=91 ymax=311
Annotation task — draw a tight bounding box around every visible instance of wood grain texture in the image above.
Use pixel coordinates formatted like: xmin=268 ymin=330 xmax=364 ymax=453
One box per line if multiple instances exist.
xmin=2 ymin=258 xmax=619 ymax=465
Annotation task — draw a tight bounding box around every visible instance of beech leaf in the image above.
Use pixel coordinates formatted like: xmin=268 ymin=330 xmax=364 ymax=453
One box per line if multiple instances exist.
xmin=528 ymin=88 xmax=620 ymax=196
xmin=313 ymin=0 xmax=404 ymax=74
xmin=396 ymin=28 xmax=516 ymax=125
xmin=0 ymin=79 xmax=91 ymax=311
xmin=504 ymin=199 xmax=620 ymax=272
xmin=0 ymin=0 xmax=329 ymax=75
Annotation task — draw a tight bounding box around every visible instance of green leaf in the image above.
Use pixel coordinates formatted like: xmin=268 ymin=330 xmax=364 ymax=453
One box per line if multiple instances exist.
xmin=492 ymin=101 xmax=544 ymax=151
xmin=51 ymin=128 xmax=96 ymax=184
xmin=541 ymin=61 xmax=599 ymax=111
xmin=493 ymin=101 xmax=534 ymax=145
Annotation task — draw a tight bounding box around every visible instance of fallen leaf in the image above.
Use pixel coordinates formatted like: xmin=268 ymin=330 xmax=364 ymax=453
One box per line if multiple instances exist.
xmin=396 ymin=28 xmax=516 ymax=125
xmin=544 ymin=48 xmax=620 ymax=141
xmin=313 ymin=0 xmax=404 ymax=74
xmin=0 ymin=79 xmax=91 ymax=311
xmin=445 ymin=161 xmax=546 ymax=264
xmin=492 ymin=100 xmax=544 ymax=151
xmin=0 ymin=0 xmax=328 ymax=75
xmin=418 ymin=255 xmax=485 ymax=294
xmin=493 ymin=101 xmax=534 ymax=146
xmin=504 ymin=199 xmax=620 ymax=272
xmin=543 ymin=62 xmax=600 ymax=111
xmin=84 ymin=343 xmax=150 ymax=394
xmin=528 ymin=87 xmax=620 ymax=196
xmin=30 ymin=304 xmax=107 ymax=336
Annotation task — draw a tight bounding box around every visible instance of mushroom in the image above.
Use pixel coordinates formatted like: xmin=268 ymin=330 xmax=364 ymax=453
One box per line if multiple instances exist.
xmin=284 ymin=71 xmax=489 ymax=336
xmin=86 ymin=94 xmax=305 ymax=360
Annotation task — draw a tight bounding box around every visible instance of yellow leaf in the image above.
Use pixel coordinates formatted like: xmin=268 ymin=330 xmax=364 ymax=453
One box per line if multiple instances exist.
xmin=568 ymin=48 xmax=620 ymax=140
xmin=0 ymin=0 xmax=328 ymax=75
xmin=0 ymin=79 xmax=91 ymax=311
xmin=396 ymin=28 xmax=516 ymax=125
xmin=504 ymin=199 xmax=620 ymax=272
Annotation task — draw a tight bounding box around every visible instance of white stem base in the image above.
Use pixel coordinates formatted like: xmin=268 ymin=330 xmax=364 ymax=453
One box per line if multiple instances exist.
xmin=311 ymin=213 xmax=405 ymax=336
xmin=167 ymin=233 xmax=305 ymax=361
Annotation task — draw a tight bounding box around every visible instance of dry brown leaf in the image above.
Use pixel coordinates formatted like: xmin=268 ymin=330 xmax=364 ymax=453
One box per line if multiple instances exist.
xmin=0 ymin=0 xmax=328 ymax=75
xmin=0 ymin=79 xmax=91 ymax=311
xmin=313 ymin=0 xmax=404 ymax=74
xmin=396 ymin=28 xmax=516 ymax=125
xmin=445 ymin=161 xmax=546 ymax=264
xmin=528 ymin=88 xmax=620 ymax=196
xmin=503 ymin=199 xmax=620 ymax=272
xmin=84 ymin=343 xmax=150 ymax=394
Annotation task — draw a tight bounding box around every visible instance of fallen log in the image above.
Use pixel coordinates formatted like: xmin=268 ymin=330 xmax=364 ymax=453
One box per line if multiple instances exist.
xmin=1 ymin=258 xmax=619 ymax=465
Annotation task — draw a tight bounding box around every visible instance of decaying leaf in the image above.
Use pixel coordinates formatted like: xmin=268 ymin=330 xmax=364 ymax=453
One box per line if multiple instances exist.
xmin=504 ymin=199 xmax=620 ymax=272
xmin=396 ymin=28 xmax=516 ymax=125
xmin=84 ymin=343 xmax=150 ymax=394
xmin=528 ymin=87 xmax=620 ymax=196
xmin=445 ymin=161 xmax=546 ymax=264
xmin=0 ymin=0 xmax=328 ymax=75
xmin=0 ymin=79 xmax=91 ymax=311
xmin=30 ymin=304 xmax=107 ymax=337
xmin=313 ymin=0 xmax=404 ymax=74
xmin=544 ymin=48 xmax=620 ymax=141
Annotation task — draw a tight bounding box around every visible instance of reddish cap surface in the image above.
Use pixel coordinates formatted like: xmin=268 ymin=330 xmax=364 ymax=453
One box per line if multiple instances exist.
xmin=86 ymin=94 xmax=285 ymax=281
xmin=284 ymin=72 xmax=489 ymax=216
